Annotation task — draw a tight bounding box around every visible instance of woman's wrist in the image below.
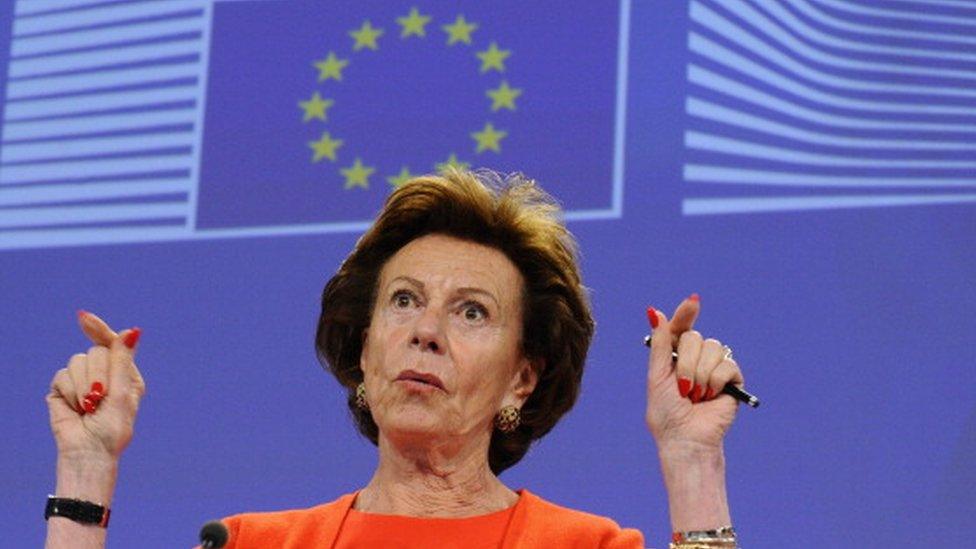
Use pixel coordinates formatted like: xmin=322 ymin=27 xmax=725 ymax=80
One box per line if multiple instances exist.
xmin=657 ymin=441 xmax=731 ymax=532
xmin=55 ymin=454 xmax=119 ymax=506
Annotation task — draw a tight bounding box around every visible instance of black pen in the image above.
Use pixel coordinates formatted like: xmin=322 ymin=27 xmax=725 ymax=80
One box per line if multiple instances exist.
xmin=643 ymin=335 xmax=760 ymax=408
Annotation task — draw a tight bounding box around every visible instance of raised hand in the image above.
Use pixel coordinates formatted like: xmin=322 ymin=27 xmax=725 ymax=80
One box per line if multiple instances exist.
xmin=46 ymin=312 xmax=146 ymax=548
xmin=645 ymin=296 xmax=744 ymax=450
xmin=644 ymin=296 xmax=744 ymax=531
xmin=47 ymin=311 xmax=145 ymax=463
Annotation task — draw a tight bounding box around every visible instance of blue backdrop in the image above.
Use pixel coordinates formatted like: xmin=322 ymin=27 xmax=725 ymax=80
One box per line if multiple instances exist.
xmin=3 ymin=0 xmax=975 ymax=547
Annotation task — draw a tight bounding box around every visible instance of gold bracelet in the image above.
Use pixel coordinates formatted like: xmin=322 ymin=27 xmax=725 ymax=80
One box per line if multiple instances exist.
xmin=670 ymin=525 xmax=737 ymax=548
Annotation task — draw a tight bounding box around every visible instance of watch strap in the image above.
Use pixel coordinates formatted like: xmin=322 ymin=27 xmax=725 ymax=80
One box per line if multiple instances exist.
xmin=45 ymin=495 xmax=111 ymax=527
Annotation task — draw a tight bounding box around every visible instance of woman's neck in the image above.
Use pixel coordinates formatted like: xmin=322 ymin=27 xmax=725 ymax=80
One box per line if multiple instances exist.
xmin=355 ymin=432 xmax=517 ymax=517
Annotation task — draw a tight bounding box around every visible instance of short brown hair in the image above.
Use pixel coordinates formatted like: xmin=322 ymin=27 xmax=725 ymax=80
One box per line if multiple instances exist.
xmin=315 ymin=169 xmax=594 ymax=474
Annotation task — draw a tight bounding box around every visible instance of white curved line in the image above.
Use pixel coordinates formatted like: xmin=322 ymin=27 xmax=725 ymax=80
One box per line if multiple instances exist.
xmin=686 ymin=131 xmax=976 ymax=168
xmin=1 ymin=132 xmax=195 ymax=163
xmin=786 ymin=0 xmax=976 ymax=46
xmin=693 ymin=3 xmax=976 ymax=98
xmin=0 ymin=179 xmax=191 ymax=206
xmin=2 ymin=109 xmax=197 ymax=141
xmin=684 ymin=164 xmax=976 ymax=186
xmin=756 ymin=0 xmax=976 ymax=63
xmin=0 ymin=202 xmax=188 ymax=229
xmin=4 ymin=86 xmax=197 ymax=120
xmin=687 ymin=97 xmax=976 ymax=150
xmin=688 ymin=65 xmax=976 ymax=133
xmin=7 ymin=63 xmax=200 ymax=100
xmin=11 ymin=18 xmax=204 ymax=57
xmin=887 ymin=0 xmax=976 ymax=9
xmin=13 ymin=1 xmax=205 ymax=36
xmin=691 ymin=33 xmax=976 ymax=116
xmin=9 ymin=39 xmax=202 ymax=79
xmin=810 ymin=0 xmax=976 ymax=27
xmin=683 ymin=194 xmax=976 ymax=215
xmin=0 ymin=155 xmax=193 ymax=184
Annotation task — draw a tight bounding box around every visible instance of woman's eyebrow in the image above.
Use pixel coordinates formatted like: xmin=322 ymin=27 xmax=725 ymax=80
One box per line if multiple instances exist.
xmin=387 ymin=275 xmax=424 ymax=291
xmin=386 ymin=277 xmax=500 ymax=308
xmin=456 ymin=287 xmax=500 ymax=309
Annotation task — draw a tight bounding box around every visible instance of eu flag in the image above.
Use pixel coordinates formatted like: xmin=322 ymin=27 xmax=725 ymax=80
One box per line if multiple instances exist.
xmin=196 ymin=0 xmax=624 ymax=230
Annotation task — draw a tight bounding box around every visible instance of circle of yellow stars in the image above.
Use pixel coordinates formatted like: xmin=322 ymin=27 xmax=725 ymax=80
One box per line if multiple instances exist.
xmin=299 ymin=7 xmax=522 ymax=191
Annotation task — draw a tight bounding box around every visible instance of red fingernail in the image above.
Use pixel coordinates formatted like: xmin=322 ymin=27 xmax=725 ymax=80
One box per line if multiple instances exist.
xmin=123 ymin=328 xmax=142 ymax=349
xmin=77 ymin=310 xmax=89 ymax=320
xmin=689 ymin=293 xmax=700 ymax=302
xmin=646 ymin=306 xmax=659 ymax=329
xmin=82 ymin=397 xmax=96 ymax=414
xmin=690 ymin=384 xmax=703 ymax=403
xmin=90 ymin=381 xmax=104 ymax=394
xmin=704 ymin=387 xmax=715 ymax=400
xmin=678 ymin=377 xmax=692 ymax=397
xmin=86 ymin=391 xmax=104 ymax=404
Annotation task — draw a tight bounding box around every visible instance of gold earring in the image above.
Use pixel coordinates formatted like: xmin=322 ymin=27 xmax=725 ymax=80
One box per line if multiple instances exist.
xmin=495 ymin=405 xmax=521 ymax=433
xmin=355 ymin=382 xmax=369 ymax=411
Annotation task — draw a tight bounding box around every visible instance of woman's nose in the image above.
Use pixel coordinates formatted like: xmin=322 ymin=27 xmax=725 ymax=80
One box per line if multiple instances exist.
xmin=410 ymin=308 xmax=446 ymax=354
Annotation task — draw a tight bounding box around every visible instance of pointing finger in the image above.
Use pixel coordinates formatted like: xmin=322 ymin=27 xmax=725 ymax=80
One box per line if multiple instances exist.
xmin=669 ymin=294 xmax=700 ymax=344
xmin=78 ymin=310 xmax=117 ymax=347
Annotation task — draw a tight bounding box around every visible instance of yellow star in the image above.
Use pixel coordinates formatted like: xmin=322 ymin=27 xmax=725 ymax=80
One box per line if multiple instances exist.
xmin=341 ymin=158 xmax=375 ymax=189
xmin=313 ymin=52 xmax=349 ymax=82
xmin=471 ymin=122 xmax=507 ymax=154
xmin=308 ymin=132 xmax=343 ymax=162
xmin=298 ymin=91 xmax=334 ymax=122
xmin=350 ymin=20 xmax=384 ymax=51
xmin=435 ymin=153 xmax=470 ymax=172
xmin=397 ymin=8 xmax=431 ymax=38
xmin=442 ymin=15 xmax=477 ymax=46
xmin=476 ymin=42 xmax=511 ymax=73
xmin=486 ymin=81 xmax=522 ymax=112
xmin=387 ymin=166 xmax=415 ymax=188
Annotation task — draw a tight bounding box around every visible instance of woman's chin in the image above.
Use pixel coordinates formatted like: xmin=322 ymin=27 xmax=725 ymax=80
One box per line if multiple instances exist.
xmin=378 ymin=407 xmax=449 ymax=439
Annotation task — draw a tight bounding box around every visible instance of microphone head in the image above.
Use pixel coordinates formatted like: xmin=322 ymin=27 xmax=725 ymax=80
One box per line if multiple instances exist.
xmin=199 ymin=520 xmax=229 ymax=548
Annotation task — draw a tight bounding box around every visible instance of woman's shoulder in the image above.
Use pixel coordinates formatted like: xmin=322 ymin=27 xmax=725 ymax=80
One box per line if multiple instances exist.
xmin=516 ymin=490 xmax=645 ymax=547
xmin=221 ymin=492 xmax=356 ymax=547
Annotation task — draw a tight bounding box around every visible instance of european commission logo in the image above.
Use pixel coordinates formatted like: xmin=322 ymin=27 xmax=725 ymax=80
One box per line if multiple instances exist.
xmin=0 ymin=0 xmax=630 ymax=251
xmin=683 ymin=0 xmax=976 ymax=215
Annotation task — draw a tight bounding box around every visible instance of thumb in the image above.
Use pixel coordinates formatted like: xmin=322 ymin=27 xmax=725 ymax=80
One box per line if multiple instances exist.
xmin=107 ymin=328 xmax=142 ymax=396
xmin=646 ymin=306 xmax=676 ymax=390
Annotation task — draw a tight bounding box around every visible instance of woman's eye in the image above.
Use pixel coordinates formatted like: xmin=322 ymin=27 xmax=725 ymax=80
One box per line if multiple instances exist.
xmin=462 ymin=303 xmax=488 ymax=322
xmin=392 ymin=291 xmax=415 ymax=308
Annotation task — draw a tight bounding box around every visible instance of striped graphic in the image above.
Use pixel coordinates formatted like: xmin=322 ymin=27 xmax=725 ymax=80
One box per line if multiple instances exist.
xmin=0 ymin=0 xmax=212 ymax=249
xmin=683 ymin=0 xmax=976 ymax=215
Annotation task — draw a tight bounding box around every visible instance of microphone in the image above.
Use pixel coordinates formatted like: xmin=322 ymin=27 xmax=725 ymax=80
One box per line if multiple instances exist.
xmin=199 ymin=520 xmax=229 ymax=548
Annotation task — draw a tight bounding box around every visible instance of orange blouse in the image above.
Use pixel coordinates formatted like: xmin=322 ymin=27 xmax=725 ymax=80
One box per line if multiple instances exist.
xmin=216 ymin=489 xmax=645 ymax=548
xmin=333 ymin=502 xmax=515 ymax=549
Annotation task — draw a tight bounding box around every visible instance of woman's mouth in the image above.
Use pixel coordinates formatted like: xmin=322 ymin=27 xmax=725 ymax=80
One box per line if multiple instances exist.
xmin=395 ymin=370 xmax=446 ymax=391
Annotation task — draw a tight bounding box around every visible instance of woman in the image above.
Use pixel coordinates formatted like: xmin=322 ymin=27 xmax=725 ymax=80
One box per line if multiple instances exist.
xmin=45 ymin=170 xmax=745 ymax=548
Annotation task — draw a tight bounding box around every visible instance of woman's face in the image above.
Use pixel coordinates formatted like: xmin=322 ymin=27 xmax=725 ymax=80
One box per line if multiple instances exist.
xmin=360 ymin=233 xmax=538 ymax=446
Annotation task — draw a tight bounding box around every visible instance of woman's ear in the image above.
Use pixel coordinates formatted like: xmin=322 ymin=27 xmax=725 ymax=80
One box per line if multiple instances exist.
xmin=359 ymin=328 xmax=369 ymax=374
xmin=510 ymin=357 xmax=541 ymax=406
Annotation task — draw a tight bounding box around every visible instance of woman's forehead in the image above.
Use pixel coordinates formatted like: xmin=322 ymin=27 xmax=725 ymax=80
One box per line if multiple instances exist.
xmin=380 ymin=234 xmax=523 ymax=296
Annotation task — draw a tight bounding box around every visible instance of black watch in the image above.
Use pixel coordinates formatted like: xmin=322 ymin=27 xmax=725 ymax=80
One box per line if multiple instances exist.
xmin=45 ymin=496 xmax=111 ymax=527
